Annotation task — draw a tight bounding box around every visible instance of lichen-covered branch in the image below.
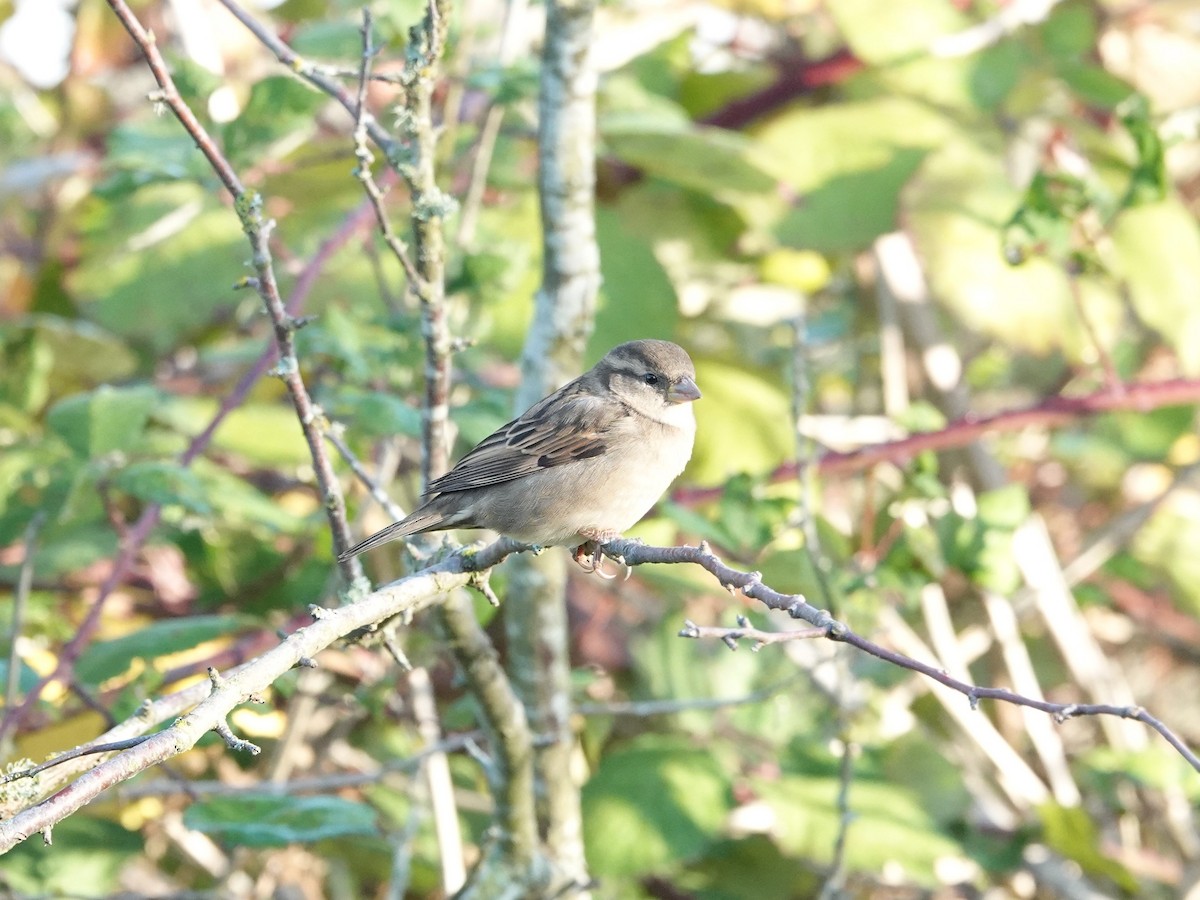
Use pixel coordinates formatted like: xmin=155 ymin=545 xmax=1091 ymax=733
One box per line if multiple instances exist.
xmin=4 ymin=533 xmax=1196 ymax=852
xmin=502 ymin=0 xmax=602 ymax=893
xmin=0 ymin=537 xmax=523 ymax=851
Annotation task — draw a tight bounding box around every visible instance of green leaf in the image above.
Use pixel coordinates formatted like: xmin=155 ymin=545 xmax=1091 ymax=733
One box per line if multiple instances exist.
xmin=1003 ymin=170 xmax=1097 ymax=264
xmin=1117 ymin=94 xmax=1167 ymax=206
xmin=1055 ymin=60 xmax=1135 ymax=110
xmin=689 ymin=359 xmax=793 ymax=487
xmin=976 ymin=485 xmax=1030 ymax=529
xmin=1099 ymin=404 xmax=1196 ymax=460
xmin=603 ymin=120 xmax=778 ymax=199
xmin=1038 ymin=803 xmax=1139 ymax=893
xmin=76 ymin=614 xmax=247 ymax=684
xmin=158 ymin=398 xmax=313 ymax=467
xmin=221 ymin=76 xmax=324 ymax=166
xmin=973 ymin=526 xmax=1022 ymax=593
xmin=592 ymin=203 xmax=678 ymax=353
xmin=0 ymin=659 xmax=39 ymax=696
xmin=11 ymin=315 xmax=138 ymax=399
xmin=904 ymin=137 xmax=1124 ymax=361
xmin=678 ymin=66 xmax=776 ymax=120
xmin=289 ymin=20 xmax=365 ymax=58
xmin=0 ymin=326 xmax=53 ymax=413
xmin=110 ymin=460 xmax=213 ymax=515
xmin=1 ymin=817 xmax=142 ymax=895
xmin=329 ymin=387 xmax=422 ymax=439
xmin=583 ymin=736 xmax=732 ymax=877
xmin=1110 ymin=198 xmax=1200 ymax=375
xmin=191 ymin=459 xmax=307 ymax=534
xmin=1132 ymin=491 xmax=1200 ymax=616
xmin=1039 ymin=0 xmax=1098 ymax=59
xmin=762 ymin=774 xmax=963 ymax=885
xmin=184 ymin=795 xmax=379 ymax=847
xmin=827 ymin=0 xmax=968 ymax=63
xmin=45 ymin=385 xmax=158 ymax=458
xmin=753 ymin=98 xmax=953 ymax=252
xmin=16 ymin=521 xmax=117 ymax=579
xmin=680 ymin=835 xmax=819 ymax=899
xmin=467 ymin=59 xmax=542 ymax=106
xmin=96 ymin=120 xmax=212 ymax=197
xmin=68 ymin=183 xmax=245 ymax=351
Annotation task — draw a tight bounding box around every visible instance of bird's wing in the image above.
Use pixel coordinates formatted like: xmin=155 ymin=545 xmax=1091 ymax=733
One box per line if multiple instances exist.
xmin=426 ymin=381 xmax=620 ymax=494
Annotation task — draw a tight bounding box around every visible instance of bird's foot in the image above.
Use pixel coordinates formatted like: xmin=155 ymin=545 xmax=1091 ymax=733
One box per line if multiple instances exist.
xmin=572 ymin=540 xmax=603 ymax=574
xmin=573 ymin=531 xmax=631 ymax=581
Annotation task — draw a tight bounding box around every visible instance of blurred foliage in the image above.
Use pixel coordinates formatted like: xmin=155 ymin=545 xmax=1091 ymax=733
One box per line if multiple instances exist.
xmin=1 ymin=0 xmax=1200 ymax=897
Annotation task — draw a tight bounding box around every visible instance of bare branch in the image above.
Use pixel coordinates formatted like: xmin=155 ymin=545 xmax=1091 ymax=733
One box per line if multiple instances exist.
xmin=104 ymin=0 xmax=359 ymax=582
xmin=0 ymin=536 xmax=526 ymax=852
xmin=600 ymin=538 xmax=1200 ymax=773
xmin=5 ymin=531 xmax=1196 ymax=850
xmin=673 ymin=376 xmax=1200 ymax=505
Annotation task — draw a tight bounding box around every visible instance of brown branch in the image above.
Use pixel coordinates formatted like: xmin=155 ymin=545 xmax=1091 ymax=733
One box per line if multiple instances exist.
xmin=600 ymin=538 xmax=1200 ymax=773
xmin=674 ymin=377 xmax=1200 ymax=505
xmin=815 ymin=378 xmax=1200 ymax=476
xmin=105 ymin=0 xmax=359 ymax=581
xmin=678 ymin=617 xmax=825 ymax=651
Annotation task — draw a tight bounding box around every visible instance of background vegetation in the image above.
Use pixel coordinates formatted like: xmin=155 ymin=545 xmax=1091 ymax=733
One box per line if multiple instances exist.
xmin=2 ymin=0 xmax=1200 ymax=897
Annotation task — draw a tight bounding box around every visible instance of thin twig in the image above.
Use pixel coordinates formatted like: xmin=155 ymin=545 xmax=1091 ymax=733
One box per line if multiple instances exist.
xmin=3 ymin=512 xmax=45 ymax=739
xmin=353 ymin=9 xmax=422 ymax=291
xmin=325 ymin=424 xmax=408 ymax=522
xmin=1066 ymin=269 xmax=1123 ymax=393
xmin=215 ymin=0 xmax=402 ymax=161
xmin=678 ymin=618 xmax=825 ymax=651
xmin=104 ymin=0 xmax=360 ymax=584
xmin=1 ymin=736 xmax=150 ymax=784
xmin=598 ymin=538 xmax=1200 ymax=774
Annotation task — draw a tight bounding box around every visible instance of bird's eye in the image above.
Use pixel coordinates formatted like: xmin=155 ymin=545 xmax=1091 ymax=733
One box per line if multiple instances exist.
xmin=642 ymin=373 xmax=661 ymax=386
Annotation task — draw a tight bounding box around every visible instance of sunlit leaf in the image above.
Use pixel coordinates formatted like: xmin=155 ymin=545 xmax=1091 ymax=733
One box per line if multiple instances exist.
xmin=904 ymin=137 xmax=1124 ymax=361
xmin=111 ymin=460 xmax=213 ymax=515
xmin=184 ymin=795 xmax=380 ymax=847
xmin=761 ymin=774 xmax=963 ymax=885
xmin=221 ymin=76 xmax=324 ymax=166
xmin=827 ymin=0 xmax=967 ymax=62
xmin=583 ymin=736 xmax=732 ymax=877
xmin=1038 ymin=803 xmax=1139 ymax=893
xmin=753 ymin=98 xmax=953 ymax=252
xmin=1110 ymin=198 xmax=1200 ymax=375
xmin=68 ymin=184 xmax=245 ymax=350
xmin=45 ymin=385 xmax=158 ymax=458
xmin=1 ymin=817 xmax=142 ymax=895
xmin=76 ymin=614 xmax=247 ymax=684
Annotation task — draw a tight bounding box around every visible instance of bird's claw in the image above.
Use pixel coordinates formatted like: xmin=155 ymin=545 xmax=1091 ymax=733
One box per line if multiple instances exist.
xmin=572 ymin=541 xmax=632 ymax=580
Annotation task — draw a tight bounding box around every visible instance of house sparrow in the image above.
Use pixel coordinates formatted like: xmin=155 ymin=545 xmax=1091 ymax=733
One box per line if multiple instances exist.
xmin=339 ymin=339 xmax=701 ymax=560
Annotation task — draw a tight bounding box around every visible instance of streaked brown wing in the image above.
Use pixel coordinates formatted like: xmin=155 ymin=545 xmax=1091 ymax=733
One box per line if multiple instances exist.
xmin=426 ymin=381 xmax=618 ymax=494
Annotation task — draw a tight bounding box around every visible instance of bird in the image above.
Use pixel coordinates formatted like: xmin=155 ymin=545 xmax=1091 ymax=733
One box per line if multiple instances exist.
xmin=339 ymin=339 xmax=701 ymax=562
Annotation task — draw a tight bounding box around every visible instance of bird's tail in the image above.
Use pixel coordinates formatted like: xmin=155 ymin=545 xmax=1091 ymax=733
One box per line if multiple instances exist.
xmin=337 ymin=509 xmax=450 ymax=562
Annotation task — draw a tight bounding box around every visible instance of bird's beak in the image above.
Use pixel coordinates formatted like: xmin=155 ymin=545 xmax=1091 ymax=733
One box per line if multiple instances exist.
xmin=667 ymin=376 xmax=702 ymax=404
